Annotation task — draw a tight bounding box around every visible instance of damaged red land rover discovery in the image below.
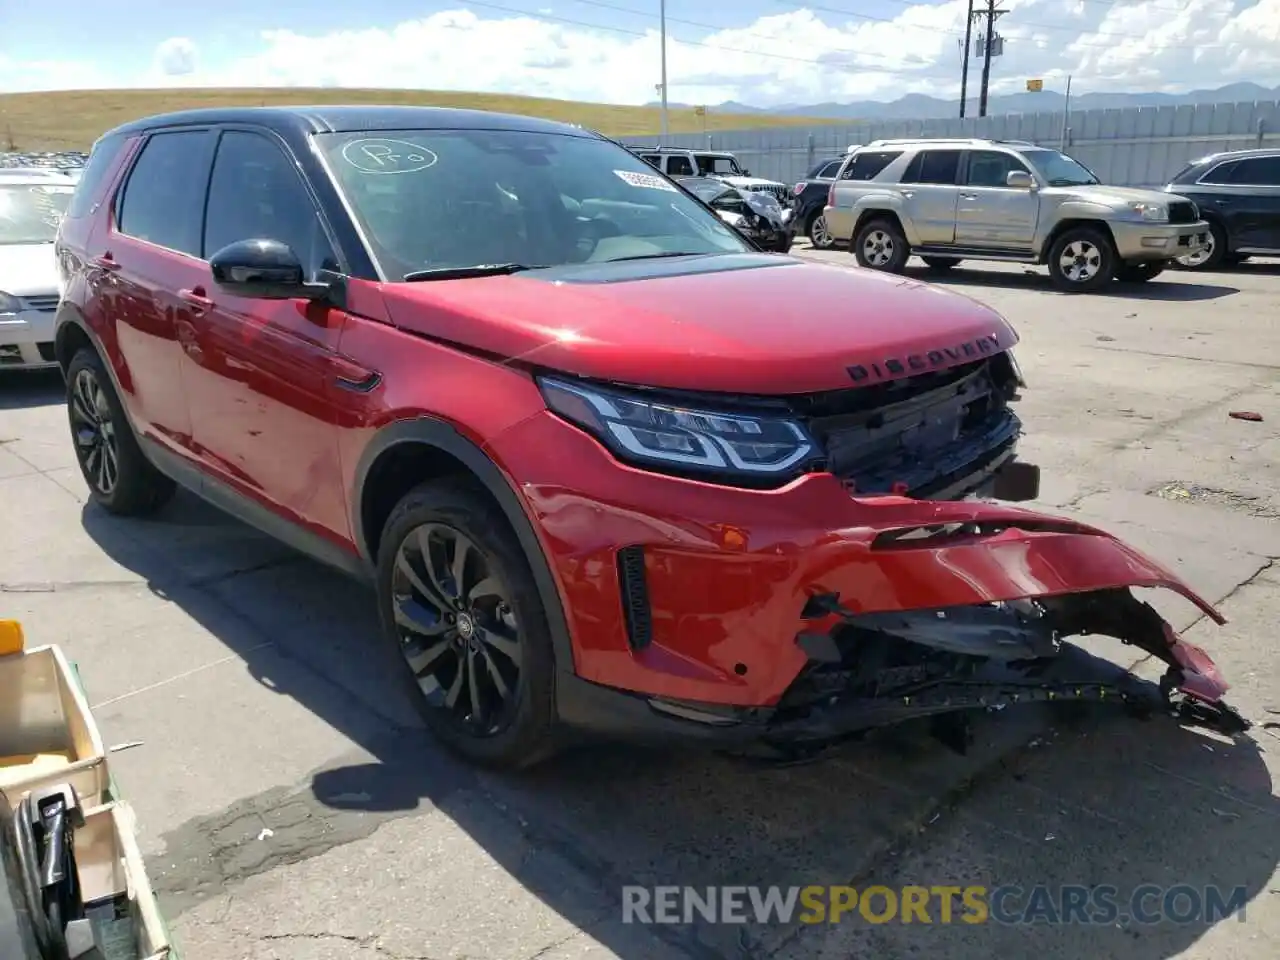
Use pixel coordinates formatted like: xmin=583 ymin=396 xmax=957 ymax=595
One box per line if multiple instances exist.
xmin=53 ymin=106 xmax=1248 ymax=769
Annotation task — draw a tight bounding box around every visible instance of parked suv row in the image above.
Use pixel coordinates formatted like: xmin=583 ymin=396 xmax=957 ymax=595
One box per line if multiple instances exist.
xmin=823 ymin=138 xmax=1210 ymax=292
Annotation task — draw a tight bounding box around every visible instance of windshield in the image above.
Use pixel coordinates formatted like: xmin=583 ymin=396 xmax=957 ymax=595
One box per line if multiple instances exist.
xmin=315 ymin=130 xmax=751 ymax=278
xmin=695 ymin=154 xmax=743 ymax=176
xmin=1020 ymin=149 xmax=1100 ymax=186
xmin=0 ymin=183 xmax=73 ymax=244
xmin=681 ymin=178 xmax=736 ymax=204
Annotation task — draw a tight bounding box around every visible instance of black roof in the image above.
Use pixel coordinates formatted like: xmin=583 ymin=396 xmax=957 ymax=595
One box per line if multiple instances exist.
xmin=101 ymin=104 xmax=598 ymax=142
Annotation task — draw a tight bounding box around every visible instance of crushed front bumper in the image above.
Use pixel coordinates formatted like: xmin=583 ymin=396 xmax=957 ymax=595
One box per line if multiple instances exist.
xmin=551 ymin=494 xmax=1247 ymax=754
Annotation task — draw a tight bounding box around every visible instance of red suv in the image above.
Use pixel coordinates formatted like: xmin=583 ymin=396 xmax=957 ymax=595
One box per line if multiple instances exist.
xmin=52 ymin=106 xmax=1246 ymax=769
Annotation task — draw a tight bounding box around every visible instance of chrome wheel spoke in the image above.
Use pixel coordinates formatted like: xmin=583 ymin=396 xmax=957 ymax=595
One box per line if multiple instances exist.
xmin=396 ymin=550 xmax=451 ymax=614
xmin=415 ymin=527 xmax=459 ymax=609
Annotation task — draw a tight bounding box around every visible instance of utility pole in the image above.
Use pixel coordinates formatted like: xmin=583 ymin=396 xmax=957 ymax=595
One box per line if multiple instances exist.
xmin=959 ymin=0 xmax=974 ymax=119
xmin=977 ymin=0 xmax=1007 ymax=118
xmin=659 ymin=0 xmax=669 ymax=143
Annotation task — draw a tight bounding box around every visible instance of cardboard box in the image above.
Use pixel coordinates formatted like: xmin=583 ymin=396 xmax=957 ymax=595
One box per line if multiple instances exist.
xmin=0 ymin=643 xmax=109 ymax=810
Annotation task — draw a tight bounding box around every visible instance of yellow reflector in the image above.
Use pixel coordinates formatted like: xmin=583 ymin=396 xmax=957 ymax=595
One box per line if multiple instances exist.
xmin=0 ymin=620 xmax=25 ymax=656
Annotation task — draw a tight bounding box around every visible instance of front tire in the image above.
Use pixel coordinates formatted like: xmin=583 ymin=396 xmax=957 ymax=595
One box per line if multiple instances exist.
xmin=1176 ymin=220 xmax=1227 ymax=270
xmin=1115 ymin=261 xmax=1167 ymax=283
xmin=854 ymin=218 xmax=909 ymax=273
xmin=1047 ymin=227 xmax=1116 ymax=293
xmin=65 ymin=348 xmax=175 ymax=516
xmin=375 ymin=479 xmax=559 ymax=769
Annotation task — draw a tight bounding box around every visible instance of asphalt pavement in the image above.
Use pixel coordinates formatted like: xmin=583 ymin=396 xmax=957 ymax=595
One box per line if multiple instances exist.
xmin=1 ymin=250 xmax=1278 ymax=960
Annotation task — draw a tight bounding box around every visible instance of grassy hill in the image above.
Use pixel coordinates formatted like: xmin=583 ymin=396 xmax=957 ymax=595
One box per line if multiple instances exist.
xmin=0 ymin=87 xmax=838 ymax=151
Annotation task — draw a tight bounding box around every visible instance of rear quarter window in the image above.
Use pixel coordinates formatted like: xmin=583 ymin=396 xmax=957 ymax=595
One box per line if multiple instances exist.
xmin=64 ymin=134 xmax=127 ymax=220
xmin=840 ymin=151 xmax=902 ymax=181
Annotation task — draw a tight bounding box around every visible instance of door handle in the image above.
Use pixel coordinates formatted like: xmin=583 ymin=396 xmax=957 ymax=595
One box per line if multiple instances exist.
xmin=1213 ymin=198 xmax=1233 ymax=205
xmin=960 ymin=193 xmax=979 ymax=200
xmin=900 ymin=190 xmax=914 ymax=199
xmin=92 ymin=254 xmax=120 ymax=271
xmin=330 ymin=355 xmax=381 ymax=393
xmin=178 ymin=287 xmax=214 ymax=313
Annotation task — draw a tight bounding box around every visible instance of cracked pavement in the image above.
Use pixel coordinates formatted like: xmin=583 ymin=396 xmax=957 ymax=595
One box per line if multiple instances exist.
xmin=1 ymin=253 xmax=1278 ymax=959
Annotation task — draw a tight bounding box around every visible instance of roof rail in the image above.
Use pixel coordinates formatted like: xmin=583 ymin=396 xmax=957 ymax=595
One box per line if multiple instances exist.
xmin=855 ymin=137 xmax=1041 ymax=149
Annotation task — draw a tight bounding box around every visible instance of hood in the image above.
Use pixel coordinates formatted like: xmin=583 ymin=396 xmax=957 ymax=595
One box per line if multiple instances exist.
xmin=0 ymin=243 xmax=58 ymax=298
xmin=720 ymin=175 xmax=785 ymax=189
xmin=1056 ymin=184 xmax=1190 ymax=207
xmin=378 ymin=254 xmax=1018 ymax=395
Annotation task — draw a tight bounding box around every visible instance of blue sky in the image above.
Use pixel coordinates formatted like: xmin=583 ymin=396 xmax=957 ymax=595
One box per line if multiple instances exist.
xmin=1 ymin=0 xmax=1278 ymax=106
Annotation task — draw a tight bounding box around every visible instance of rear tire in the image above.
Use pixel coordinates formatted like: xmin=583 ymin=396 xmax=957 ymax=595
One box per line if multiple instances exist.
xmin=1047 ymin=227 xmax=1116 ymax=293
xmin=854 ymin=218 xmax=909 ymax=273
xmin=375 ymin=479 xmax=559 ymax=769
xmin=921 ymin=256 xmax=960 ymax=271
xmin=65 ymin=347 xmax=175 ymax=516
xmin=808 ymin=212 xmax=835 ymax=249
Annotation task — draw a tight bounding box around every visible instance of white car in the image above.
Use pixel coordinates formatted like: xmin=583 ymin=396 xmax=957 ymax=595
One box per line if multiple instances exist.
xmin=0 ymin=169 xmax=74 ymax=370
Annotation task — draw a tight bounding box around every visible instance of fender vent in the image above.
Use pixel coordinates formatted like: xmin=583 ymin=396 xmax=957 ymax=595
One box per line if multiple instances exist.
xmin=616 ymin=545 xmax=653 ymax=649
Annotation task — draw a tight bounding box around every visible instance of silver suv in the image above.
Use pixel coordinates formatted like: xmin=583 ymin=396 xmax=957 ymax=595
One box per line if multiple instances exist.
xmin=823 ymin=138 xmax=1210 ymax=293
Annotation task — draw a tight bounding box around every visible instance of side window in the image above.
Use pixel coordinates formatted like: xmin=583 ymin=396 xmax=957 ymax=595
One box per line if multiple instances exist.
xmin=116 ymin=130 xmax=213 ymax=255
xmin=639 ymin=155 xmax=660 ymax=169
xmin=902 ymin=150 xmax=962 ymax=185
xmin=841 ymin=151 xmax=902 ymax=181
xmin=668 ymin=155 xmax=694 ymax=176
xmin=1198 ymin=160 xmax=1238 ymax=185
xmin=202 ymin=130 xmax=337 ymax=280
xmin=1229 ymin=157 xmax=1280 ymax=186
xmin=65 ymin=134 xmax=127 ymax=220
xmin=817 ymin=161 xmax=842 ymax=179
xmin=965 ymin=150 xmax=1030 ymax=187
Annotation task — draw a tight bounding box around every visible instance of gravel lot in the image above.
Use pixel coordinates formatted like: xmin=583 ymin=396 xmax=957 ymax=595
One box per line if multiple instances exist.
xmin=1 ymin=250 xmax=1278 ymax=960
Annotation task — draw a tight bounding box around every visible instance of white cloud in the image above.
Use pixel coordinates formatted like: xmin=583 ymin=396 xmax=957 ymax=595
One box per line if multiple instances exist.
xmin=153 ymin=37 xmax=199 ymax=78
xmin=6 ymin=2 xmax=1280 ymax=105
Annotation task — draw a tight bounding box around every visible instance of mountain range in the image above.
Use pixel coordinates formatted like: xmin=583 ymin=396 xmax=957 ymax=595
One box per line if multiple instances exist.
xmin=653 ymin=82 xmax=1280 ymax=121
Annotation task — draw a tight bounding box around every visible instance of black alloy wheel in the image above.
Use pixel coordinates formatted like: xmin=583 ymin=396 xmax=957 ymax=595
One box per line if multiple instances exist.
xmin=69 ymin=367 xmax=119 ymax=498
xmin=391 ymin=522 xmax=522 ymax=737
xmin=64 ymin=347 xmax=175 ymax=516
xmin=375 ymin=479 xmax=558 ymax=768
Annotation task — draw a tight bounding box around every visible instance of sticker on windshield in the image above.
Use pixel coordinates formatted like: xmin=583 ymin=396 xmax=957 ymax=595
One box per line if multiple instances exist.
xmin=341 ymin=139 xmax=439 ymax=175
xmin=614 ymin=169 xmax=677 ymax=192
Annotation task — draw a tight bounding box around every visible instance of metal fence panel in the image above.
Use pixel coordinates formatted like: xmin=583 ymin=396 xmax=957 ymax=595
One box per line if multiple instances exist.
xmin=622 ymin=99 xmax=1280 ymax=187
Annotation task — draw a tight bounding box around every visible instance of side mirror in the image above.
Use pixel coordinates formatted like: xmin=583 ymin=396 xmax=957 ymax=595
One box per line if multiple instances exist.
xmin=209 ymin=239 xmax=331 ymax=301
xmin=742 ymin=168 xmax=751 ymax=176
xmin=1006 ymin=170 xmax=1034 ymax=189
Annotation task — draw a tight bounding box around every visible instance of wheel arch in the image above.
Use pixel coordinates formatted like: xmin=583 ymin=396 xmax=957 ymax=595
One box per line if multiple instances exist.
xmin=1041 ymin=217 xmax=1117 ymax=262
xmin=853 ymin=207 xmax=911 ymax=246
xmin=352 ymin=418 xmax=577 ymax=676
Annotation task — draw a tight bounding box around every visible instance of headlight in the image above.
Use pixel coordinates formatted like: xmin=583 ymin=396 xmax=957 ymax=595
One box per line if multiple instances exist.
xmin=538 ymin=376 xmax=818 ymax=482
xmin=1127 ymin=201 xmax=1168 ymax=222
xmin=0 ymin=291 xmax=19 ymax=316
xmin=1005 ymin=349 xmax=1027 ymax=388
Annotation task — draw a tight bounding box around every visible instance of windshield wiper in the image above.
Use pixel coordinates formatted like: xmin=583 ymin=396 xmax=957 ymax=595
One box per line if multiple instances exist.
xmin=1047 ymin=178 xmax=1095 ymax=187
xmin=402 ymin=263 xmax=545 ymax=281
xmin=601 ymin=251 xmax=714 ymax=263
